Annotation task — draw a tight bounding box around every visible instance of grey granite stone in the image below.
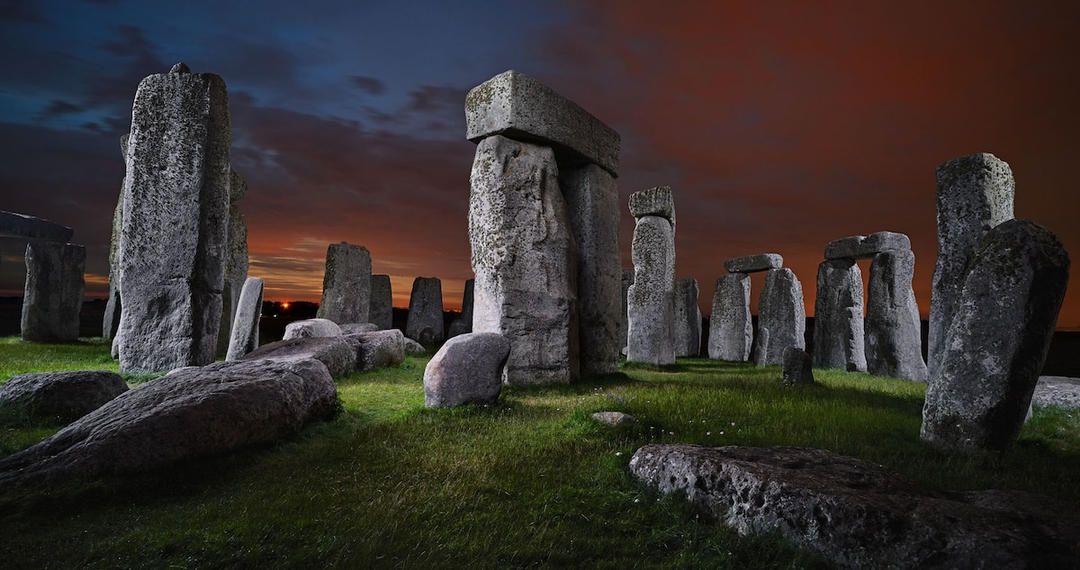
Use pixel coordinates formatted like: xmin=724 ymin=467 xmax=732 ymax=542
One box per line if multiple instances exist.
xmin=21 ymin=242 xmax=85 ymax=343
xmin=225 ymin=277 xmax=263 ymax=361
xmin=865 ymin=250 xmax=927 ymax=381
xmin=627 ymin=186 xmax=675 ymax=223
xmin=627 ymin=215 xmax=675 ymax=366
xmin=316 ymin=242 xmax=371 ymax=325
xmin=812 ymin=259 xmax=866 ymax=372
xmin=674 ymin=277 xmax=701 ymax=357
xmin=368 ymin=274 xmax=393 ymax=330
xmin=724 ymin=253 xmax=783 ymax=274
xmin=406 ymin=277 xmax=444 ymax=348
xmin=423 ymin=332 xmax=510 ymax=407
xmin=708 ymin=273 xmax=752 ymax=361
xmin=782 ymin=347 xmax=814 ymax=385
xmin=753 ymin=268 xmax=806 ymax=366
xmin=0 ymin=371 xmax=127 ymax=426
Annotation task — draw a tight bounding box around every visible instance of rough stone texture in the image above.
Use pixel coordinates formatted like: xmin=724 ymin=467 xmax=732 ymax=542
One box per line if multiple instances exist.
xmin=403 ymin=337 xmax=426 ymax=355
xmin=406 ymin=277 xmax=445 ymax=348
xmin=591 ymin=411 xmax=636 ymax=426
xmin=620 ymin=270 xmax=633 ymax=353
xmin=782 ymin=347 xmax=814 ymax=385
xmin=824 ymin=235 xmax=865 ymax=260
xmin=117 ymin=66 xmax=230 ymax=373
xmin=469 ymin=135 xmax=577 ymax=385
xmin=0 ymin=359 xmax=337 ymax=491
xmin=448 ymin=279 xmax=475 ymax=338
xmin=103 ymin=163 xmax=125 ymax=341
xmin=316 ymin=242 xmax=371 ymax=325
xmin=929 ymin=153 xmax=1015 ymax=377
xmin=724 ymin=253 xmax=783 ymax=274
xmin=20 ymin=242 xmax=85 ymax=343
xmin=708 ymin=273 xmax=752 ymax=361
xmin=627 ymin=215 xmax=675 ymax=366
xmin=629 ymin=445 xmax=1080 ymax=569
xmin=0 ymin=210 xmax=73 ymax=243
xmin=225 ymin=277 xmax=263 ymax=361
xmin=753 ymin=269 xmax=806 ymax=366
xmin=865 ymin=250 xmax=927 ymax=381
xmin=351 ymin=329 xmax=406 ymax=371
xmin=0 ymin=371 xmax=127 ymax=426
xmin=465 ymin=70 xmax=620 ymax=176
xmin=217 ymin=170 xmax=249 ymax=356
xmin=243 ymin=336 xmax=356 ymax=379
xmin=812 ymin=259 xmax=866 ymax=372
xmin=1033 ymin=376 xmax=1080 ymax=410
xmin=859 ymin=231 xmax=911 ymax=256
xmin=674 ymin=277 xmax=701 ymax=357
xmin=922 ymin=219 xmax=1069 ymax=451
xmin=283 ymin=318 xmax=342 ymax=340
xmin=424 ymin=333 xmax=510 ymax=407
xmin=340 ymin=323 xmax=378 ymax=335
xmin=627 ymin=186 xmax=675 ymax=223
xmin=368 ymin=274 xmax=393 ymax=330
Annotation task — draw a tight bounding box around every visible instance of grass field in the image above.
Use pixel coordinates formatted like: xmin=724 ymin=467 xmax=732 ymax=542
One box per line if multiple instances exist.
xmin=1 ymin=337 xmax=1078 ymax=568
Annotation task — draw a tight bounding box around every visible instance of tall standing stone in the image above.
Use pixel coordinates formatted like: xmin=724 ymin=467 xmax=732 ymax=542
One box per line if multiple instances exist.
xmin=469 ymin=135 xmax=578 ymax=385
xmin=448 ymin=278 xmax=475 ymax=338
xmin=225 ymin=277 xmax=263 ymax=361
xmin=620 ymin=270 xmax=633 ymax=353
xmin=406 ymin=277 xmax=445 ymax=349
xmin=922 ymin=220 xmax=1069 ymax=451
xmin=674 ymin=277 xmax=701 ymax=357
xmin=928 ymin=153 xmax=1014 ymax=377
xmin=316 ymin=242 xmax=371 ymax=325
xmin=627 ymin=187 xmax=676 ymax=366
xmin=369 ymin=274 xmax=393 ymax=330
xmin=217 ymin=170 xmax=248 ymax=355
xmin=708 ymin=273 xmax=752 ymax=361
xmin=753 ymin=268 xmax=805 ymax=366
xmin=117 ymin=64 xmax=230 ymax=372
xmin=103 ymin=134 xmax=127 ymax=341
xmin=21 ymin=242 xmax=85 ymax=343
xmin=812 ymin=259 xmax=866 ymax=372
xmin=865 ymin=249 xmax=927 ymax=381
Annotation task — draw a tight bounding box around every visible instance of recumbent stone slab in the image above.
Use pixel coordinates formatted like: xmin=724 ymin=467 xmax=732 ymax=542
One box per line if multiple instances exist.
xmin=0 ymin=210 xmax=73 ymax=243
xmin=724 ymin=253 xmax=782 ymax=274
xmin=316 ymin=242 xmax=371 ymax=325
xmin=824 ymin=235 xmax=865 ymax=260
xmin=406 ymin=277 xmax=445 ymax=348
xmin=424 ymin=332 xmax=510 ymax=407
xmin=626 ymin=214 xmax=675 ymax=366
xmin=865 ymin=249 xmax=927 ymax=381
xmin=812 ymin=258 xmax=866 ymax=372
xmin=225 ymin=277 xmax=263 ymax=361
xmin=21 ymin=242 xmax=85 ymax=343
xmin=708 ymin=273 xmax=752 ymax=361
xmin=0 ymin=371 xmax=128 ymax=426
xmin=753 ymin=268 xmax=805 ymax=366
xmin=243 ymin=336 xmax=356 ymax=379
xmin=674 ymin=277 xmax=701 ymax=357
xmin=351 ymin=329 xmax=406 ymax=371
xmin=283 ymin=318 xmax=341 ymax=340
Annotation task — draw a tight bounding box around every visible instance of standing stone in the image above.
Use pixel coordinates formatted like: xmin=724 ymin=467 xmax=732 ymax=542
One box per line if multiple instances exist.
xmin=448 ymin=278 xmax=475 ymax=338
xmin=469 ymin=135 xmax=578 ymax=385
xmin=865 ymin=249 xmax=927 ymax=381
xmin=369 ymin=274 xmax=393 ymax=330
xmin=406 ymin=277 xmax=445 ymax=349
xmin=620 ymin=270 xmax=633 ymax=353
xmin=627 ymin=187 xmax=676 ymax=366
xmin=674 ymin=277 xmax=701 ymax=357
xmin=922 ymin=220 xmax=1070 ymax=451
xmin=563 ymin=163 xmax=621 ymax=374
xmin=753 ymin=268 xmax=805 ymax=366
xmin=103 ymin=134 xmax=127 ymax=341
xmin=21 ymin=242 xmax=85 ymax=343
xmin=118 ymin=64 xmax=230 ymax=372
xmin=928 ymin=153 xmax=1014 ymax=377
xmin=812 ymin=259 xmax=866 ymax=372
xmin=316 ymin=242 xmax=371 ymax=325
xmin=782 ymin=347 xmax=815 ymax=385
xmin=708 ymin=273 xmax=752 ymax=361
xmin=225 ymin=277 xmax=263 ymax=361
xmin=217 ymin=170 xmax=249 ymax=356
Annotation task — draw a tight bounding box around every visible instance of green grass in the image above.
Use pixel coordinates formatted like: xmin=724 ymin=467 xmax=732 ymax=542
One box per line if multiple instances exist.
xmin=1 ymin=339 xmax=1078 ymax=568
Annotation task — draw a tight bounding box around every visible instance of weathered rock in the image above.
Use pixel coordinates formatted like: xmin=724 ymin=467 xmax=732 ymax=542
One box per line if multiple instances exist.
xmin=0 ymin=359 xmax=337 ymax=490
xmin=0 ymin=210 xmax=73 ymax=243
xmin=368 ymin=274 xmax=393 ymax=330
xmin=350 ymin=329 xmax=405 ymax=371
xmin=724 ymin=253 xmax=782 ymax=274
xmin=403 ymin=337 xmax=426 ymax=355
xmin=225 ymin=277 xmax=263 ymax=361
xmin=753 ymin=268 xmax=805 ymax=366
xmin=469 ymin=135 xmax=577 ymax=385
xmin=217 ymin=170 xmax=249 ymax=356
xmin=563 ymin=164 xmax=621 ymax=374
xmin=340 ymin=323 xmax=378 ymax=335
xmin=812 ymin=259 xmax=866 ymax=372
xmin=465 ymin=70 xmax=620 ymax=176
xmin=406 ymin=277 xmax=445 ymax=348
xmin=929 ymin=153 xmax=1015 ymax=377
xmin=117 ymin=65 xmax=230 ymax=373
xmin=447 ymin=278 xmax=475 ymax=338
xmin=630 ymin=445 xmax=1080 ymax=569
xmin=1033 ymin=376 xmax=1080 ymax=410
xmin=782 ymin=347 xmax=814 ymax=384
xmin=20 ymin=242 xmax=85 ymax=343
xmin=627 ymin=215 xmax=675 ymax=366
xmin=283 ymin=318 xmax=342 ymax=340
xmin=243 ymin=336 xmax=356 ymax=379
xmin=674 ymin=277 xmax=701 ymax=357
xmin=423 ymin=333 xmax=510 ymax=407
xmin=620 ymin=270 xmax=633 ymax=353
xmin=859 ymin=231 xmax=911 ymax=256
xmin=865 ymin=250 xmax=927 ymax=381
xmin=103 ymin=161 xmax=125 ymax=341
xmin=922 ymin=220 xmax=1069 ymax=451
xmin=591 ymin=411 xmax=636 ymax=426
xmin=824 ymin=235 xmax=865 ymax=260
xmin=708 ymin=273 xmax=752 ymax=361
xmin=316 ymin=242 xmax=371 ymax=325
xmin=627 ymin=186 xmax=675 ymax=223
xmin=0 ymin=371 xmax=127 ymax=426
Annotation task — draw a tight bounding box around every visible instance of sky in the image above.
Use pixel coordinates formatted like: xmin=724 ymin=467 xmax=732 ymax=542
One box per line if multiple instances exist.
xmin=0 ymin=0 xmax=1078 ymax=328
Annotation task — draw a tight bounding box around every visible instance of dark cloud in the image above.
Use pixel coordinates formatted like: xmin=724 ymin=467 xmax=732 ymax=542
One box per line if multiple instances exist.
xmin=405 ymin=85 xmax=466 ymax=113
xmin=38 ymin=99 xmax=85 ymax=119
xmin=350 ymin=75 xmax=385 ymax=96
xmin=0 ymin=0 xmax=47 ymax=24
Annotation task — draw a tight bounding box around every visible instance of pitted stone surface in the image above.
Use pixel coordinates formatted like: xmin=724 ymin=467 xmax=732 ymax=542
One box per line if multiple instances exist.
xmin=225 ymin=277 xmax=263 ymax=361
xmin=628 ymin=186 xmax=675 ymax=223
xmin=406 ymin=277 xmax=445 ymax=348
xmin=674 ymin=277 xmax=701 ymax=357
xmin=424 ymin=333 xmax=510 ymax=407
xmin=620 ymin=270 xmax=634 ymax=352
xmin=753 ymin=268 xmax=805 ymax=366
xmin=865 ymin=250 xmax=927 ymax=381
xmin=218 ymin=170 xmax=249 ymax=356
xmin=340 ymin=323 xmax=378 ymax=335
xmin=350 ymin=329 xmax=406 ymax=371
xmin=708 ymin=273 xmax=752 ymax=361
xmin=0 ymin=371 xmax=128 ymax=426
xmin=368 ymin=274 xmax=393 ymax=330
xmin=859 ymin=231 xmax=911 ymax=256
xmin=724 ymin=253 xmax=782 ymax=274
xmin=812 ymin=259 xmax=866 ymax=372
xmin=824 ymin=235 xmax=865 ymax=260
xmin=316 ymin=242 xmax=371 ymax=325
xmin=283 ymin=318 xmax=342 ymax=340
xmin=627 ymin=215 xmax=675 ymax=366
xmin=21 ymin=242 xmax=85 ymax=343
xmin=243 ymin=336 xmax=356 ymax=379
xmin=1033 ymin=377 xmax=1080 ymax=410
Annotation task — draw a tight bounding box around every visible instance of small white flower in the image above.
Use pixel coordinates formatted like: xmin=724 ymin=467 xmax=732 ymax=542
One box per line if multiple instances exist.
xmin=634 ymin=498 xmax=640 ymax=503
xmin=615 ymin=452 xmax=622 ymax=456
xmin=706 ymin=431 xmax=711 ymax=436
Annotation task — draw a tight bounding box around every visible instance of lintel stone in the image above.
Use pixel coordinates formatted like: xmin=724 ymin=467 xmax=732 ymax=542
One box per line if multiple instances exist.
xmin=725 ymin=253 xmax=783 ymax=274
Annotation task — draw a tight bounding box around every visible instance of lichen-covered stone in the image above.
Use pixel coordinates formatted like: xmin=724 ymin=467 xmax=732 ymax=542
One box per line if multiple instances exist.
xmin=753 ymin=268 xmax=805 ymax=366
xmin=423 ymin=332 xmax=510 ymax=407
xmin=21 ymin=242 xmax=85 ymax=343
xmin=243 ymin=336 xmax=356 ymax=379
xmin=627 ymin=215 xmax=675 ymax=366
xmin=865 ymin=250 xmax=927 ymax=381
xmin=674 ymin=277 xmax=701 ymax=357
xmin=0 ymin=371 xmax=127 ymax=426
xmin=628 ymin=186 xmax=675 ymax=223
xmin=406 ymin=277 xmax=444 ymax=348
xmin=812 ymin=259 xmax=866 ymax=372
xmin=724 ymin=253 xmax=783 ymax=274
xmin=225 ymin=277 xmax=263 ymax=361
xmin=316 ymin=242 xmax=371 ymax=325
xmin=591 ymin=411 xmax=636 ymax=426
xmin=350 ymin=329 xmax=405 ymax=371
xmin=368 ymin=274 xmax=393 ymax=330
xmin=708 ymin=273 xmax=751 ymax=361
xmin=283 ymin=318 xmax=341 ymax=340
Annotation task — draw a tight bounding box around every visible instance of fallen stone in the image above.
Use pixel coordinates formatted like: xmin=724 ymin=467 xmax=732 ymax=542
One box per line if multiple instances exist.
xmin=225 ymin=277 xmax=263 ymax=361
xmin=406 ymin=277 xmax=445 ymax=348
xmin=630 ymin=445 xmax=1080 ymax=569
xmin=403 ymin=337 xmax=426 ymax=355
xmin=724 ymin=253 xmax=782 ymax=274
xmin=591 ymin=411 xmax=636 ymax=426
xmin=0 ymin=210 xmax=73 ymax=243
xmin=424 ymin=332 xmax=510 ymax=407
xmin=350 ymin=329 xmax=405 ymax=371
xmin=0 ymin=371 xmax=128 ymax=426
xmin=21 ymin=242 xmax=85 ymax=343
xmin=368 ymin=274 xmax=393 ymax=330
xmin=812 ymin=259 xmax=866 ymax=372
xmin=1033 ymin=376 xmax=1080 ymax=410
xmin=316 ymin=242 xmax=371 ymax=325
xmin=865 ymin=249 xmax=927 ymax=381
xmin=340 ymin=323 xmax=378 ymax=335
xmin=708 ymin=273 xmax=752 ymax=361
xmin=627 ymin=215 xmax=675 ymax=366
xmin=782 ymin=347 xmax=814 ymax=384
xmin=674 ymin=277 xmax=701 ymax=357
xmin=243 ymin=336 xmax=356 ymax=379
xmin=627 ymin=186 xmax=675 ymax=223
xmin=753 ymin=268 xmax=805 ymax=366
xmin=283 ymin=318 xmax=342 ymax=340
xmin=824 ymin=235 xmax=865 ymax=260
xmin=922 ymin=219 xmax=1069 ymax=451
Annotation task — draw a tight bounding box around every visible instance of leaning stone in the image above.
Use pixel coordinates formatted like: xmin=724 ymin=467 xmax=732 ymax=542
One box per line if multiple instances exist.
xmin=283 ymin=318 xmax=342 ymax=340
xmin=349 ymin=329 xmax=405 ymax=371
xmin=724 ymin=253 xmax=782 ymax=274
xmin=225 ymin=277 xmax=263 ymax=361
xmin=812 ymin=259 xmax=866 ymax=372
xmin=0 ymin=210 xmax=73 ymax=243
xmin=708 ymin=273 xmax=752 ymax=361
xmin=782 ymin=348 xmax=814 ymax=385
xmin=627 ymin=215 xmax=676 ymax=366
xmin=0 ymin=371 xmax=127 ymax=426
xmin=406 ymin=277 xmax=445 ymax=348
xmin=118 ymin=66 xmax=230 ymax=373
xmin=922 ymin=219 xmax=1069 ymax=451
xmin=630 ymin=444 xmax=1080 ymax=569
xmin=243 ymin=336 xmax=356 ymax=379
xmin=21 ymin=242 xmax=85 ymax=343
xmin=340 ymin=323 xmax=378 ymax=335
xmin=627 ymin=186 xmax=675 ymax=223
xmin=469 ymin=135 xmax=577 ymax=385
xmin=823 ymin=235 xmax=865 ymax=260
xmin=316 ymin=242 xmax=371 ymax=325
xmin=217 ymin=170 xmax=249 ymax=356
xmin=465 ymin=70 xmax=620 ymax=175
xmin=1032 ymin=376 xmax=1080 ymax=410
xmin=865 ymin=250 xmax=927 ymax=381
xmin=674 ymin=277 xmax=701 ymax=357
xmin=928 ymin=153 xmax=1015 ymax=377
xmin=0 ymin=359 xmax=337 ymax=491
xmin=753 ymin=268 xmax=805 ymax=366
xmin=424 ymin=333 xmax=510 ymax=407
xmin=591 ymin=411 xmax=636 ymax=426
xmin=403 ymin=337 xmax=426 ymax=355
xmin=857 ymin=231 xmax=911 ymax=257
